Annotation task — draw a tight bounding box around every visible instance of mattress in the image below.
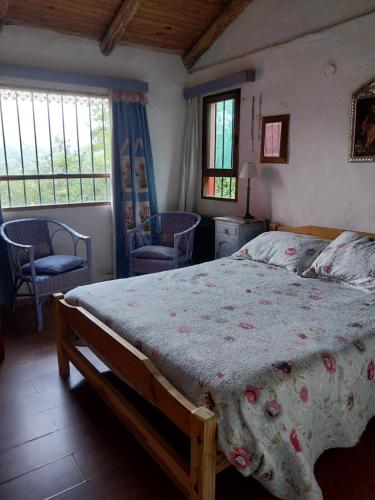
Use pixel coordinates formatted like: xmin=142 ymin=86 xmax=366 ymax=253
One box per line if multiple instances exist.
xmin=66 ymin=257 xmax=375 ymax=499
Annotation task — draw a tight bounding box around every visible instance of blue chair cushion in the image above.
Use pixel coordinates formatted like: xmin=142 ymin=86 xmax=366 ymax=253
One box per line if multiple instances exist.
xmin=22 ymin=255 xmax=86 ymax=275
xmin=131 ymin=245 xmax=182 ymax=260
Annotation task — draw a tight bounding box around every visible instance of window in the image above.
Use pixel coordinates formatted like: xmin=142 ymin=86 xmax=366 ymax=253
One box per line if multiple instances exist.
xmin=202 ymin=89 xmax=240 ymax=201
xmin=0 ymin=86 xmax=111 ymax=209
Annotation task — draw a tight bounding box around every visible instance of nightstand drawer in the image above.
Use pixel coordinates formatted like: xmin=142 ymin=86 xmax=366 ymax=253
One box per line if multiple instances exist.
xmin=216 ymin=222 xmax=238 ymax=237
xmin=214 ymin=217 xmax=266 ymax=259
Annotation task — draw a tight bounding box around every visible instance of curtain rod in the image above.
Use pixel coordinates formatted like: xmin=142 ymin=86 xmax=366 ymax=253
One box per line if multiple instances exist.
xmin=183 ymin=69 xmax=255 ymax=99
xmin=0 ymin=64 xmax=149 ymax=93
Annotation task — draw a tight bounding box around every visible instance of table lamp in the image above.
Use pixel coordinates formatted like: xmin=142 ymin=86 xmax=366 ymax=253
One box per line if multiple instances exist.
xmin=239 ymin=162 xmax=258 ymax=219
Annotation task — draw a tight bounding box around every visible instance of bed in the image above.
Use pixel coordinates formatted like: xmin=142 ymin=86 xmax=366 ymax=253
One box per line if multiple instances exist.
xmin=54 ymin=224 xmax=375 ymax=499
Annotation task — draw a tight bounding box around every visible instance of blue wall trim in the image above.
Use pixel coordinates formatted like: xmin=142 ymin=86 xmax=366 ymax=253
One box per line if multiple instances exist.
xmin=183 ymin=69 xmax=255 ymax=99
xmin=0 ymin=64 xmax=149 ymax=93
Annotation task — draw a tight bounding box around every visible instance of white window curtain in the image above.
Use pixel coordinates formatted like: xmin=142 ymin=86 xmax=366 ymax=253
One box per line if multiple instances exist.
xmin=178 ymin=96 xmax=200 ymax=211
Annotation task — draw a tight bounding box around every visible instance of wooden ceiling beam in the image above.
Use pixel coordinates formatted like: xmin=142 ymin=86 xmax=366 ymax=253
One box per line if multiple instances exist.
xmin=100 ymin=0 xmax=144 ymax=56
xmin=0 ymin=0 xmax=9 ymax=31
xmin=183 ymin=0 xmax=252 ymax=70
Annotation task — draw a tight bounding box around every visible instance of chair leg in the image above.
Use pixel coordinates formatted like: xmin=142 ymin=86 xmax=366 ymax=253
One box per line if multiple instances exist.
xmin=11 ymin=278 xmax=21 ymax=313
xmin=34 ymin=294 xmax=44 ymax=332
xmin=11 ymin=293 xmax=17 ymax=314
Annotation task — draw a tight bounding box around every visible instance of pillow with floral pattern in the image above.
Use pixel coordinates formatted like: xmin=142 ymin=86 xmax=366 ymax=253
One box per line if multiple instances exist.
xmin=232 ymin=231 xmax=329 ymax=273
xmin=302 ymin=231 xmax=375 ymax=291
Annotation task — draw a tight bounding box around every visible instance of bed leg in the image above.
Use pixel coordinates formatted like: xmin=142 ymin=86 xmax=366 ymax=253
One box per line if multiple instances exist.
xmin=53 ymin=293 xmax=70 ymax=379
xmin=190 ymin=407 xmax=217 ymax=500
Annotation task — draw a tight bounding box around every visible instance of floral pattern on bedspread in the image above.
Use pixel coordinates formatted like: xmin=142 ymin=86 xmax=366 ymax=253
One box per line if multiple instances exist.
xmin=66 ymin=258 xmax=375 ymax=499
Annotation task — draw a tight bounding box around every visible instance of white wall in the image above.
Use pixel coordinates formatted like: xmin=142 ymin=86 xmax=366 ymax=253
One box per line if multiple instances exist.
xmin=187 ymin=0 xmax=375 ymax=233
xmin=0 ymin=26 xmax=187 ymax=280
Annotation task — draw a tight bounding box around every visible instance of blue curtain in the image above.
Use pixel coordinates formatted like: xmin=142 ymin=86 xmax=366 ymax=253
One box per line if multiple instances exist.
xmin=111 ymin=91 xmax=158 ymax=278
xmin=0 ymin=204 xmax=13 ymax=306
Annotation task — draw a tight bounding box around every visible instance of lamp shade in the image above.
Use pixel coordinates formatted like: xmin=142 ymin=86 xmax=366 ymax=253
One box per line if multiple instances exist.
xmin=239 ymin=162 xmax=258 ymax=179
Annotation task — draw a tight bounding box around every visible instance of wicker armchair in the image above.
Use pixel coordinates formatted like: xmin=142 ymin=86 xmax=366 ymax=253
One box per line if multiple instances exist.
xmin=0 ymin=218 xmax=92 ymax=331
xmin=128 ymin=212 xmax=201 ymax=276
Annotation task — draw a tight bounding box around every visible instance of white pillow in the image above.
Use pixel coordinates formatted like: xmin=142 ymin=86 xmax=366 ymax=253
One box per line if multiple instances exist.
xmin=232 ymin=231 xmax=329 ymax=273
xmin=302 ymin=231 xmax=375 ymax=291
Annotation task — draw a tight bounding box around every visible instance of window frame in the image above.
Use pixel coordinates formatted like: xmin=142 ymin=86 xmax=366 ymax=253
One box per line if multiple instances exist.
xmin=201 ymin=88 xmax=241 ymax=202
xmin=0 ymin=85 xmax=111 ymax=211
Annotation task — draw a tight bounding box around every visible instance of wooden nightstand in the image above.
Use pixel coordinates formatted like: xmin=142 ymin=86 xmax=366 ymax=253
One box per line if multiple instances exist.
xmin=214 ymin=216 xmax=266 ymax=259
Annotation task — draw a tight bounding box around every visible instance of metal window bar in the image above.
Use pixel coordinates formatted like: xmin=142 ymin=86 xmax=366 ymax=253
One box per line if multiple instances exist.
xmin=214 ymin=102 xmax=217 ymax=169
xmin=74 ymin=96 xmax=83 ymax=202
xmin=222 ymin=100 xmax=225 ymax=169
xmin=230 ymin=98 xmax=234 ymax=170
xmin=46 ymin=94 xmax=57 ymax=204
xmin=15 ymin=92 xmax=27 ymax=205
xmin=88 ymin=98 xmax=96 ymax=199
xmin=0 ymin=95 xmax=11 ymax=204
xmin=101 ymin=100 xmax=107 ymax=174
xmin=61 ymin=96 xmax=70 ymax=203
xmin=0 ymin=87 xmax=110 ymax=209
xmin=31 ymin=92 xmax=42 ymax=205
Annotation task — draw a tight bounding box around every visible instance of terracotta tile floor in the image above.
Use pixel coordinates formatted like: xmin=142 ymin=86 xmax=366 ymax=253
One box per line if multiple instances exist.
xmin=0 ymin=303 xmax=374 ymax=500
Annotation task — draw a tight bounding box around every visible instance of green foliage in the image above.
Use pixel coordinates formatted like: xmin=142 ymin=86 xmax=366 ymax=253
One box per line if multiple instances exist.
xmin=214 ymin=177 xmax=236 ymax=199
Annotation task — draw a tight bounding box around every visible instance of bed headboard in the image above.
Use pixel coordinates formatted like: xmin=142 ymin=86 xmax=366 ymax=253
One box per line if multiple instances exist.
xmin=270 ymin=223 xmax=375 ymax=240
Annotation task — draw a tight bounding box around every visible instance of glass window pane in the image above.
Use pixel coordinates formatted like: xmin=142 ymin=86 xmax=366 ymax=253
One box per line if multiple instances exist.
xmin=0 ymin=135 xmax=6 ymax=177
xmin=103 ymin=100 xmax=111 ymax=173
xmin=94 ymin=177 xmax=107 ymax=201
xmin=9 ymin=180 xmax=26 ymax=207
xmin=223 ymin=99 xmax=233 ymax=169
xmin=40 ymin=179 xmax=55 ymax=205
xmin=63 ymin=96 xmax=80 ymax=174
xmin=25 ymin=179 xmax=41 ymax=206
xmin=264 ymin=122 xmax=282 ymax=157
xmin=68 ymin=178 xmax=82 ymax=203
xmin=34 ymin=92 xmax=53 ymax=175
xmin=82 ymin=177 xmax=94 ymax=202
xmin=1 ymin=91 xmax=23 ymax=175
xmin=77 ymin=97 xmax=93 ymax=174
xmin=0 ymin=181 xmax=10 ymax=208
xmin=90 ymin=98 xmax=106 ymax=173
xmin=48 ymin=94 xmax=66 ymax=174
xmin=18 ymin=91 xmax=38 ymax=175
xmin=202 ymin=176 xmax=236 ymax=200
xmin=0 ymin=87 xmax=110 ymax=208
xmin=33 ymin=93 xmax=49 ymax=173
xmin=230 ymin=178 xmax=236 ymax=199
xmin=54 ymin=178 xmax=68 ymax=204
xmin=215 ymin=102 xmax=224 ymax=169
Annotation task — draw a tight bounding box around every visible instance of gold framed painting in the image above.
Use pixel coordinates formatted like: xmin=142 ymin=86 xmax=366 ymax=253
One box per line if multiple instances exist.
xmin=349 ymin=79 xmax=375 ymax=162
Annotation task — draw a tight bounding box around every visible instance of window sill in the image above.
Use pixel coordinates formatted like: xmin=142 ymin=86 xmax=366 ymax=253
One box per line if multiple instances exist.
xmin=201 ymin=196 xmax=238 ymax=202
xmin=2 ymin=201 xmax=111 ymax=212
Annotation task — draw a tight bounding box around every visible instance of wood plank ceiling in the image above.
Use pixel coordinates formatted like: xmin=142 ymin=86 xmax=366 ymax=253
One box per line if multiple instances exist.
xmin=2 ymin=0 xmax=252 ymax=69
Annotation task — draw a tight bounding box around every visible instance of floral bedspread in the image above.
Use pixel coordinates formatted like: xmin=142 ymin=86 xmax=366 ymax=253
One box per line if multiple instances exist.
xmin=66 ymin=258 xmax=375 ymax=499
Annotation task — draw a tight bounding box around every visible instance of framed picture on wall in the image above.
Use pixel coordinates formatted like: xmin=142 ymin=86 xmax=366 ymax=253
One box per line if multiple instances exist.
xmin=349 ymin=79 xmax=375 ymax=162
xmin=260 ymin=114 xmax=289 ymax=163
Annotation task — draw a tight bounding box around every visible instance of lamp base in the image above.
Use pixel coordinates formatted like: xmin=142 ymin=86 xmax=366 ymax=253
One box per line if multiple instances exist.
xmin=242 ymin=213 xmax=255 ymax=220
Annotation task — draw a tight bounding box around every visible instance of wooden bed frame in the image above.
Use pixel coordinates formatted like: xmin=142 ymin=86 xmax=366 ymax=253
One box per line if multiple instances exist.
xmin=53 ymin=224 xmax=375 ymax=500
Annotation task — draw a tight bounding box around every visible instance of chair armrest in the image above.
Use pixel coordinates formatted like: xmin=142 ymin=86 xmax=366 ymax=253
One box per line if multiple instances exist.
xmin=47 ymin=219 xmax=91 ymax=262
xmin=1 ymin=227 xmax=36 ymax=277
xmin=49 ymin=219 xmax=90 ymax=240
xmin=128 ymin=226 xmax=144 ymax=252
xmin=0 ymin=227 xmax=33 ymax=252
xmin=174 ymin=220 xmax=200 ymax=257
xmin=128 ymin=215 xmax=158 ymax=252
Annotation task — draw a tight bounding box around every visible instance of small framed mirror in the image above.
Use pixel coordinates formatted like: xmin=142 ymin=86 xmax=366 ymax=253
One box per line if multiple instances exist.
xmin=260 ymin=114 xmax=289 ymax=163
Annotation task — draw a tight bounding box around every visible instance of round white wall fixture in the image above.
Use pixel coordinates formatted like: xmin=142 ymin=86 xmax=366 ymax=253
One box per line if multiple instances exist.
xmin=324 ymin=63 xmax=337 ymax=79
